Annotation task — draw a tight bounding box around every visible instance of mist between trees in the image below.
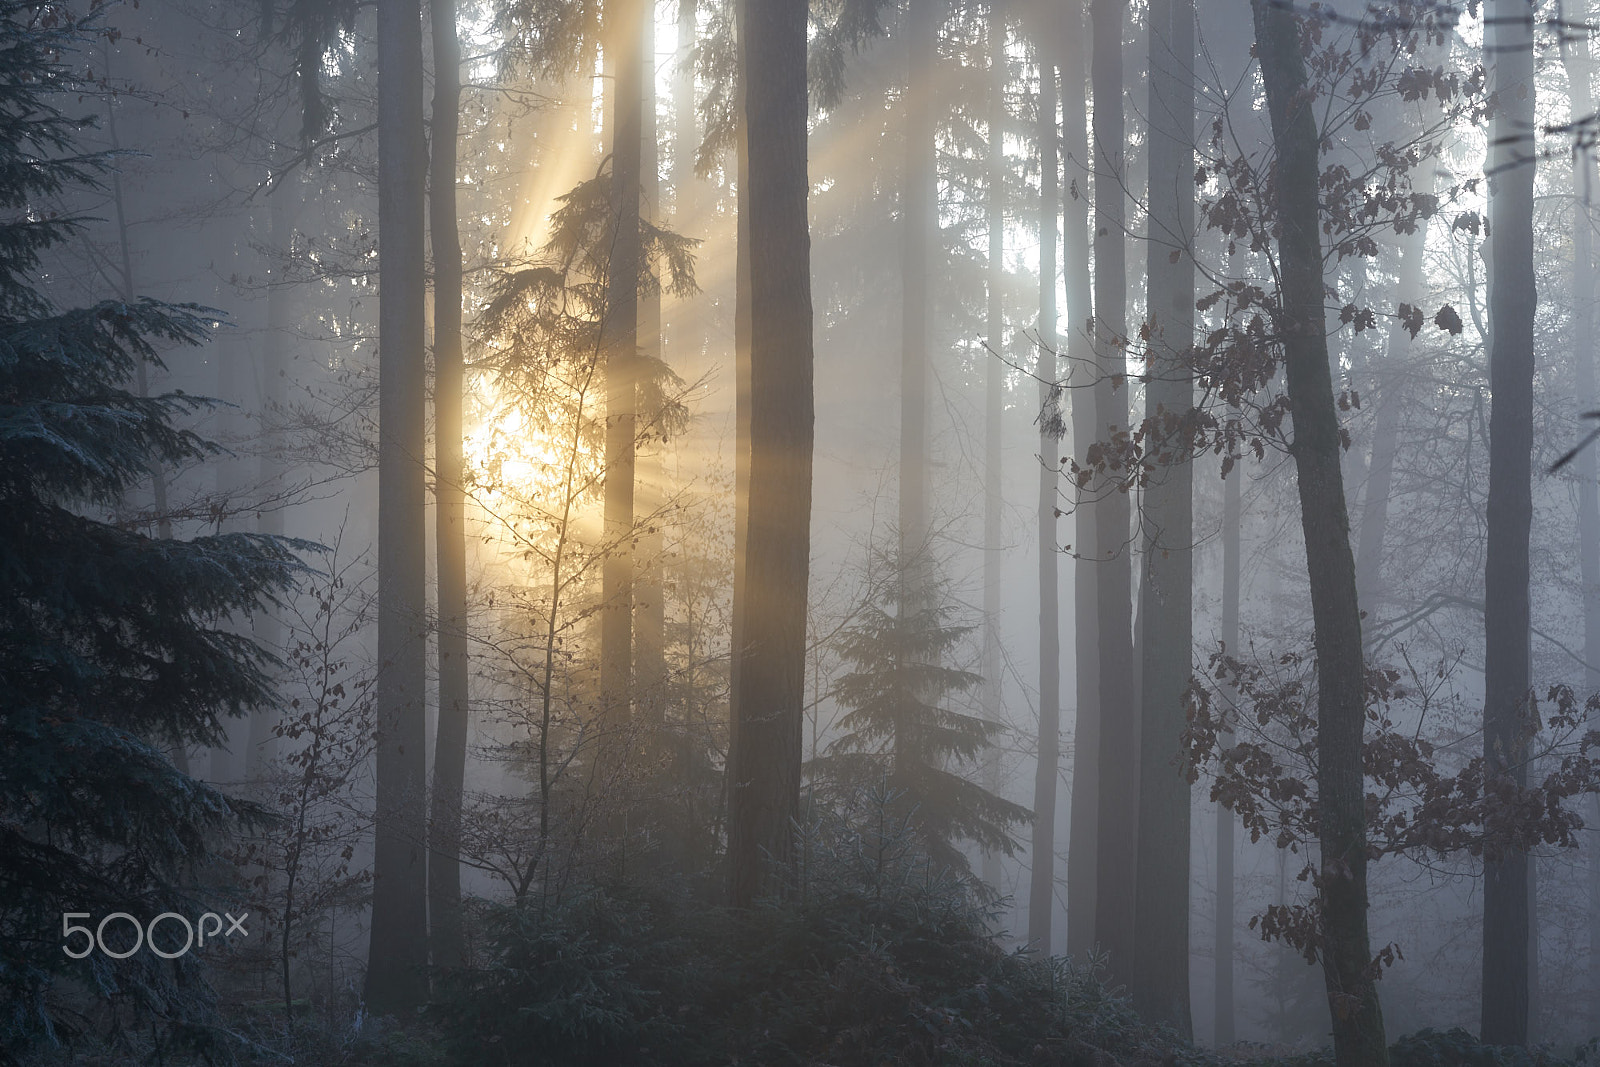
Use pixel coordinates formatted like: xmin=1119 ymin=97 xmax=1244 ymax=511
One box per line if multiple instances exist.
xmin=11 ymin=0 xmax=1600 ymax=1065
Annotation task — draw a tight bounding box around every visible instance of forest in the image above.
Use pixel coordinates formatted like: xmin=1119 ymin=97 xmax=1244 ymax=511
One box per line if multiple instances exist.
xmin=7 ymin=0 xmax=1600 ymax=1063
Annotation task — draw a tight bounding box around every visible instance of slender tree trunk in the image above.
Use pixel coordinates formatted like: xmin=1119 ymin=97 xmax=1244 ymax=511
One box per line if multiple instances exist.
xmin=1214 ymin=463 xmax=1240 ymax=1046
xmin=1090 ymin=0 xmax=1137 ymax=983
xmin=1061 ymin=0 xmax=1099 ymax=961
xmin=1029 ymin=42 xmax=1061 ymax=954
xmin=602 ymin=0 xmax=645 ymax=748
xmin=428 ymin=0 xmax=468 ymax=972
xmin=1568 ymin=15 xmax=1600 ymax=1036
xmin=367 ymin=0 xmax=431 ymax=1014
xmin=1251 ymin=2 xmax=1386 ymax=1062
xmin=726 ymin=0 xmax=813 ymax=909
xmin=1131 ymin=0 xmax=1194 ymax=1033
xmin=637 ymin=1 xmax=669 ymax=739
xmin=980 ymin=0 xmax=1007 ymax=896
xmin=900 ymin=0 xmax=935 ymax=588
xmin=1481 ymin=0 xmax=1537 ymax=1046
xmin=728 ymin=0 xmax=753 ymax=811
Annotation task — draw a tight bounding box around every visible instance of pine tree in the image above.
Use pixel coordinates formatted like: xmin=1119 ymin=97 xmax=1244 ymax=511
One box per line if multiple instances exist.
xmin=0 ymin=2 xmax=300 ymax=1047
xmin=811 ymin=552 xmax=1030 ymax=874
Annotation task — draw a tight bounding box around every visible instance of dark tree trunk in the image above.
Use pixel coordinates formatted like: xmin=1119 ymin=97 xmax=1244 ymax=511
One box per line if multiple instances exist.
xmin=1131 ymin=0 xmax=1194 ymax=1034
xmin=1090 ymin=0 xmax=1137 ymax=984
xmin=601 ymin=0 xmax=645 ymax=745
xmin=428 ymin=0 xmax=468 ymax=972
xmin=728 ymin=0 xmax=753 ymax=800
xmin=367 ymin=0 xmax=431 ymax=1014
xmin=1029 ymin=42 xmax=1061 ymax=954
xmin=726 ymin=0 xmax=814 ymax=909
xmin=980 ymin=0 xmax=1007 ymax=896
xmin=1481 ymin=0 xmax=1536 ymax=1046
xmin=1251 ymin=2 xmax=1387 ymax=1062
xmin=1061 ymin=0 xmax=1099 ymax=961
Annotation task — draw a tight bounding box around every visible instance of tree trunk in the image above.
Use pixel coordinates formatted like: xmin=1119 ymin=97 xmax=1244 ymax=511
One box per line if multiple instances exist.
xmin=1131 ymin=0 xmax=1194 ymax=1033
xmin=899 ymin=0 xmax=935 ymax=588
xmin=728 ymin=0 xmax=753 ymax=819
xmin=367 ymin=0 xmax=431 ymax=1014
xmin=1061 ymin=0 xmax=1099 ymax=961
xmin=1250 ymin=2 xmax=1387 ymax=1062
xmin=1090 ymin=0 xmax=1137 ymax=984
xmin=1214 ymin=462 xmax=1240 ymax=1046
xmin=1567 ymin=15 xmax=1600 ymax=1036
xmin=428 ymin=0 xmax=468 ymax=972
xmin=980 ymin=0 xmax=1007 ymax=897
xmin=726 ymin=0 xmax=813 ymax=909
xmin=602 ymin=0 xmax=645 ymax=747
xmin=637 ymin=0 xmax=669 ymax=739
xmin=1481 ymin=0 xmax=1537 ymax=1046
xmin=1029 ymin=41 xmax=1061 ymax=954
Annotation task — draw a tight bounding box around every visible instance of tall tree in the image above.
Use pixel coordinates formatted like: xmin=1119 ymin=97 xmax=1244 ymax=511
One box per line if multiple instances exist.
xmin=1251 ymin=1 xmax=1387 ymax=1061
xmin=980 ymin=0 xmax=1008 ymax=896
xmin=428 ymin=0 xmax=469 ymax=972
xmin=1481 ymin=0 xmax=1537 ymax=1045
xmin=1060 ymin=0 xmax=1099 ymax=961
xmin=367 ymin=0 xmax=431 ymax=1014
xmin=1565 ymin=12 xmax=1600 ymax=1036
xmin=725 ymin=0 xmax=814 ymax=908
xmin=1131 ymin=0 xmax=1194 ymax=1033
xmin=601 ymin=0 xmax=646 ymax=740
xmin=0 ymin=8 xmax=301 ymax=1044
xmin=899 ymin=0 xmax=935 ymax=589
xmin=1028 ymin=36 xmax=1061 ymax=953
xmin=1090 ymin=0 xmax=1137 ymax=983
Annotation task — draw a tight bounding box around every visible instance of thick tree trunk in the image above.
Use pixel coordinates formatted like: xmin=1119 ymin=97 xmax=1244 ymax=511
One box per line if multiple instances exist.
xmin=1090 ymin=0 xmax=1137 ymax=984
xmin=367 ymin=0 xmax=431 ymax=1014
xmin=602 ymin=0 xmax=645 ymax=746
xmin=1250 ymin=2 xmax=1387 ymax=1062
xmin=1060 ymin=0 xmax=1099 ymax=961
xmin=1029 ymin=43 xmax=1061 ymax=954
xmin=1481 ymin=0 xmax=1536 ymax=1046
xmin=1131 ymin=0 xmax=1194 ymax=1033
xmin=726 ymin=0 xmax=813 ymax=909
xmin=728 ymin=0 xmax=753 ymax=801
xmin=1214 ymin=463 xmax=1240 ymax=1046
xmin=428 ymin=0 xmax=468 ymax=972
xmin=980 ymin=0 xmax=1007 ymax=896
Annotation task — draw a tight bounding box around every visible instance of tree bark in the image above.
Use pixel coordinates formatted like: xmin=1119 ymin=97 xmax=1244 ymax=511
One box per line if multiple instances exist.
xmin=601 ymin=0 xmax=645 ymax=747
xmin=1061 ymin=0 xmax=1099 ymax=961
xmin=1481 ymin=0 xmax=1536 ymax=1046
xmin=726 ymin=0 xmax=813 ymax=909
xmin=1029 ymin=41 xmax=1061 ymax=954
xmin=367 ymin=0 xmax=431 ymax=1014
xmin=1250 ymin=2 xmax=1387 ymax=1062
xmin=1090 ymin=0 xmax=1137 ymax=984
xmin=1131 ymin=0 xmax=1194 ymax=1033
xmin=428 ymin=0 xmax=468 ymax=972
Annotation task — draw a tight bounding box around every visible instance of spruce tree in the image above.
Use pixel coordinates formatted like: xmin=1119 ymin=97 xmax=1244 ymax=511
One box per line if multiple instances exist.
xmin=0 ymin=3 xmax=300 ymax=1047
xmin=811 ymin=551 xmax=1030 ymax=875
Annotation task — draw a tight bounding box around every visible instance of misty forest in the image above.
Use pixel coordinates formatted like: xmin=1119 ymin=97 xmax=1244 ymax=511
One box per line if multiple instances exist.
xmin=17 ymin=0 xmax=1600 ymax=1063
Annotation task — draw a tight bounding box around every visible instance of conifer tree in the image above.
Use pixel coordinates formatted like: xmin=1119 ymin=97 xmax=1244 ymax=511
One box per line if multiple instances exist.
xmin=811 ymin=551 xmax=1030 ymax=873
xmin=0 ymin=2 xmax=300 ymax=1046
